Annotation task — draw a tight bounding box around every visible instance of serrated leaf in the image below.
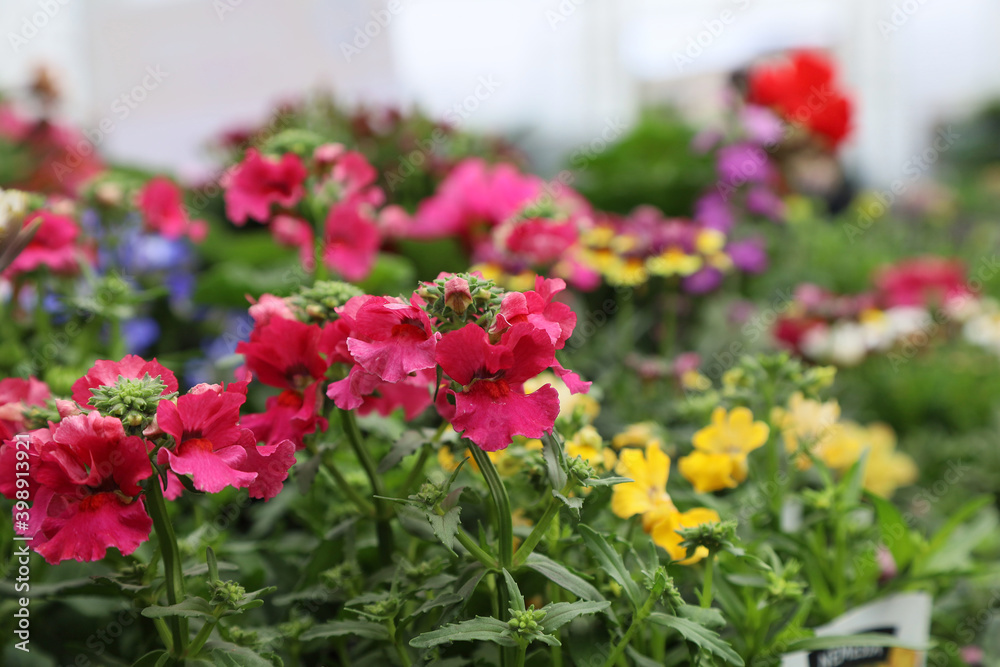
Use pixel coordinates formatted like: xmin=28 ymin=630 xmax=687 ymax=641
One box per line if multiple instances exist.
xmin=409 ymin=617 xmax=517 ymax=648
xmin=542 ymin=433 xmax=568 ymax=493
xmin=378 ymin=430 xmax=428 ymax=474
xmin=784 ymin=633 xmax=925 ymax=652
xmin=523 ymin=553 xmax=607 ymax=604
xmin=141 ymin=597 xmax=216 ymax=622
xmin=539 ymin=601 xmax=610 ymax=632
xmin=677 ymin=604 xmax=726 ymax=629
xmin=579 ymin=525 xmax=641 ymax=609
xmin=502 ymin=569 xmax=525 ymax=613
xmin=201 ymin=640 xmax=281 ymax=666
xmin=647 ymin=613 xmax=744 ymax=665
xmin=300 ymin=620 xmax=390 ymax=642
xmin=426 ymin=506 xmax=462 ymax=556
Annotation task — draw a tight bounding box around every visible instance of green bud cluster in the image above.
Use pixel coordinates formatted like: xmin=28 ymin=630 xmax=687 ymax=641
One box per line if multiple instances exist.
xmin=288 ymin=280 xmax=364 ymax=324
xmin=567 ymin=456 xmax=597 ymax=483
xmin=413 ymin=481 xmax=447 ymax=508
xmin=88 ymin=373 xmax=175 ymax=435
xmin=677 ymin=520 xmax=737 ymax=555
xmin=416 ymin=273 xmax=505 ymax=333
xmin=210 ymin=580 xmax=247 ymax=609
xmin=508 ymin=606 xmax=546 ymax=634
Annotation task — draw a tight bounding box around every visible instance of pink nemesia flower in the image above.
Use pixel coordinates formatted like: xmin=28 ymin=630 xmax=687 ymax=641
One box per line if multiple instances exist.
xmin=4 ymin=211 xmax=83 ymax=278
xmin=13 ymin=413 xmax=153 ymax=564
xmin=270 ymin=214 xmax=315 ymax=270
xmin=343 ymin=294 xmax=439 ymax=383
xmin=323 ymin=202 xmax=381 ymax=282
xmin=0 ymin=377 xmax=50 ymax=440
xmin=136 ymin=176 xmax=208 ymax=242
xmin=247 ymin=292 xmax=296 ymax=328
xmin=224 ymin=149 xmax=308 ymax=225
xmin=435 ymin=323 xmax=560 ymax=452
xmin=327 ymin=366 xmax=433 ymax=420
xmin=71 ymin=355 xmax=179 ymax=409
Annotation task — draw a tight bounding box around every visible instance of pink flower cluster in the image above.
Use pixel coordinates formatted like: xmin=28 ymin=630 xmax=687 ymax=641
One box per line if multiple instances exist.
xmin=239 ymin=274 xmax=589 ymax=453
xmin=4 ymin=208 xmax=89 ymax=280
xmin=136 ymin=176 xmax=208 ymax=242
xmin=0 ymin=355 xmax=295 ymax=564
xmin=402 ymin=159 xmax=599 ymax=289
xmin=223 ymin=145 xmax=403 ymax=281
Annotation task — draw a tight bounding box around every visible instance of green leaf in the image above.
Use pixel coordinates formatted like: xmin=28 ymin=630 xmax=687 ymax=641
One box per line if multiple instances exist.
xmin=131 ymin=650 xmax=170 ymax=667
xmin=647 ymin=613 xmax=744 ymax=665
xmin=784 ymin=633 xmax=925 ymax=652
xmin=926 ymin=495 xmax=993 ymax=556
xmin=405 ymin=593 xmax=465 ymax=622
xmin=409 ymin=617 xmax=518 ymax=648
xmin=201 ymin=640 xmax=281 ymax=666
xmin=141 ymin=597 xmax=216 ymax=622
xmin=920 ymin=506 xmax=998 ymax=574
xmin=677 ymin=604 xmax=726 ymax=629
xmin=300 ymin=620 xmax=391 ymax=642
xmin=838 ymin=449 xmax=868 ymax=509
xmin=502 ymin=569 xmax=526 ymax=613
xmin=539 ymin=601 xmax=610 ymax=632
xmin=523 ymin=553 xmax=606 ymax=603
xmin=579 ymin=525 xmax=641 ymax=609
xmin=426 ymin=506 xmax=462 ymax=556
xmin=378 ymin=430 xmax=428 ymax=474
xmin=542 ymin=433 xmax=569 ymax=493
xmin=865 ymin=491 xmax=917 ymax=571
xmin=582 ymin=476 xmax=632 ymax=487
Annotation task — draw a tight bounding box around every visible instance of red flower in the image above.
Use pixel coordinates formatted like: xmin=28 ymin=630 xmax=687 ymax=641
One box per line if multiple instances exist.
xmin=71 ymin=355 xmax=179 ymax=409
xmin=435 ymin=323 xmax=560 ymax=452
xmin=0 ymin=377 xmax=50 ymax=441
xmin=156 ymin=381 xmax=295 ymax=498
xmin=4 ymin=210 xmax=83 ymax=278
xmin=224 ymin=149 xmax=308 ymax=225
xmin=875 ymin=257 xmax=971 ymax=308
xmin=136 ymin=176 xmax=208 ymax=242
xmin=11 ymin=413 xmax=153 ymax=564
xmin=747 ymin=50 xmax=852 ymax=149
xmin=323 ymin=202 xmax=381 ymax=282
xmin=343 ymin=294 xmax=439 ymax=383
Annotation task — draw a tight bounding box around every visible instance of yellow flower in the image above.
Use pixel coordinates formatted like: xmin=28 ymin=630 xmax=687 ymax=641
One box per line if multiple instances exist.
xmin=860 ymin=423 xmax=918 ymax=498
xmin=606 ymin=257 xmax=649 ymax=287
xmin=772 ymin=392 xmax=841 ymax=468
xmin=706 ymin=252 xmax=733 ymax=272
xmin=567 ymin=425 xmax=617 ymax=472
xmin=582 ymin=247 xmax=621 ymax=273
xmin=678 ymin=451 xmax=744 ymax=493
xmin=610 ymin=234 xmax=639 ymax=254
xmin=437 ymin=446 xmax=507 ymax=474
xmin=692 ymin=406 xmax=769 ymax=460
xmin=507 ymin=270 xmax=538 ymax=293
xmin=649 ymin=507 xmax=721 ymax=564
xmin=680 ymin=370 xmax=712 ymax=392
xmin=647 ymin=248 xmax=702 ymax=277
xmin=695 ymin=229 xmax=726 ymax=255
xmin=612 ymin=422 xmax=661 ymax=450
xmin=611 ymin=442 xmax=674 ymax=519
xmin=581 ymin=225 xmax=615 ymax=247
xmin=814 ymin=422 xmax=864 ymax=472
xmin=469 ymin=262 xmax=503 ymax=283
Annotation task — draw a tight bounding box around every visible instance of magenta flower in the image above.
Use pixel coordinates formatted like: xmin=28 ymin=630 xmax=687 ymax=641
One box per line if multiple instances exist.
xmin=224 ymin=149 xmax=308 ymax=225
xmin=18 ymin=413 xmax=152 ymax=564
xmin=270 ymin=214 xmax=316 ymax=270
xmin=344 ymin=295 xmax=439 ymax=383
xmin=436 ymin=323 xmax=560 ymax=452
xmin=0 ymin=377 xmax=50 ymax=441
xmin=4 ymin=211 xmax=84 ymax=278
xmin=136 ymin=176 xmax=208 ymax=242
xmin=323 ymin=202 xmax=381 ymax=282
xmin=71 ymin=355 xmax=179 ymax=409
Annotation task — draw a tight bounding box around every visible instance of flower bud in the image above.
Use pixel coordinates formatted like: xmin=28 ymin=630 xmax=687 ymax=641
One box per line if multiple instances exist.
xmin=444 ymin=277 xmax=473 ymax=314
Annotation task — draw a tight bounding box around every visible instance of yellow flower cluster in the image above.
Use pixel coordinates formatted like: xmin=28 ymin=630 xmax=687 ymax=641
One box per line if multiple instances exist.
xmin=678 ymin=407 xmax=770 ymax=493
xmin=611 ymin=440 xmax=719 ymax=563
xmin=772 ymin=392 xmax=917 ymax=497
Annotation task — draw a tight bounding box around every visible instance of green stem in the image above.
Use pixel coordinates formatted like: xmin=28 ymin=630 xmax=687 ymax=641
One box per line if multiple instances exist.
xmin=143 ymin=474 xmax=187 ymax=656
xmin=602 ymin=590 xmax=658 ymax=667
xmin=701 ymin=557 xmax=715 ymax=608
xmin=321 ymin=449 xmax=375 ymax=515
xmin=340 ymin=409 xmax=394 ymax=562
xmin=456 ymin=529 xmax=498 ymax=570
xmin=761 ymin=383 xmax=783 ymax=519
xmin=470 ymin=446 xmax=514 ymax=667
xmin=514 ymin=641 xmax=527 ymax=667
xmin=388 ymin=618 xmax=413 ymax=667
xmin=186 ymin=610 xmax=223 ymax=658
xmin=512 ymin=482 xmax=575 ymax=568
